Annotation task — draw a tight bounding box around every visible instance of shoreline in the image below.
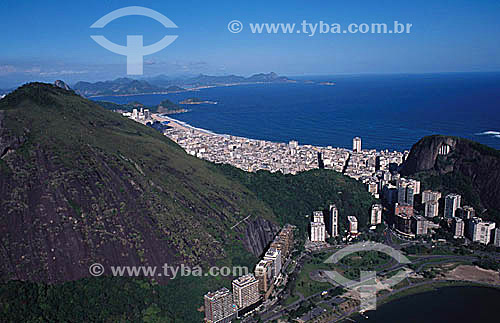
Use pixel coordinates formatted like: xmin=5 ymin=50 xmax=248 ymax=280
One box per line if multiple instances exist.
xmin=341 ymin=281 xmax=500 ymax=322
xmin=153 ymin=114 xmax=223 ymax=137
xmin=377 ymin=280 xmax=500 ymax=307
xmin=153 ymin=113 xmax=400 ymax=153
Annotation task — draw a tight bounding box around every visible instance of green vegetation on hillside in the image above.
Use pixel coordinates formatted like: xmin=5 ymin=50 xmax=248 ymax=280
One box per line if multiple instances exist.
xmin=0 ymin=276 xmax=226 ymax=322
xmin=215 ymin=165 xmax=377 ymax=237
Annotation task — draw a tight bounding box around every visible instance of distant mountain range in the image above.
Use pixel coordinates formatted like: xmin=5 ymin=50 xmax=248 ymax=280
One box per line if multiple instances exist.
xmin=164 ymin=72 xmax=294 ymax=87
xmin=71 ymin=72 xmax=295 ymax=97
xmin=72 ymin=78 xmax=168 ymax=97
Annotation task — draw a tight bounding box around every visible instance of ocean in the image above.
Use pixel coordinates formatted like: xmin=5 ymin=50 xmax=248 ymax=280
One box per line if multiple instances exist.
xmin=348 ymin=286 xmax=500 ymax=322
xmin=93 ymin=73 xmax=500 ymax=151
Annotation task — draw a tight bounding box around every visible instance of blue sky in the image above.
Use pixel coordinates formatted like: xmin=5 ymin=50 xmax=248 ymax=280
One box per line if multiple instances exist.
xmin=0 ymin=0 xmax=499 ymax=87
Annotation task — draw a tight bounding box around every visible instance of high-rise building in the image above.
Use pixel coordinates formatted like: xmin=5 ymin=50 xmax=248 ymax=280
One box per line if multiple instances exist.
xmin=395 ymin=213 xmax=412 ymax=234
xmin=310 ymin=210 xmax=326 ymax=242
xmin=271 ymin=225 xmax=294 ymax=259
xmin=326 ymin=204 xmax=339 ymax=237
xmin=204 ymin=287 xmax=237 ymax=323
xmin=232 ymin=274 xmax=260 ymax=309
xmin=422 ymin=190 xmax=441 ymax=204
xmin=367 ymin=181 xmax=378 ymax=197
xmin=467 ymin=218 xmax=496 ymax=245
xmin=353 ymin=137 xmax=362 ymax=152
xmin=397 ymin=178 xmax=421 ymax=206
xmin=397 ymin=181 xmax=408 ymax=205
xmin=444 ymin=194 xmax=461 ymax=218
xmin=411 ymin=215 xmax=428 ymax=235
xmin=310 ymin=222 xmax=326 ymax=242
xmin=395 ymin=203 xmax=414 ymax=217
xmin=288 ymin=140 xmax=298 ymax=149
xmin=425 ymin=200 xmax=439 ymax=218
xmin=263 ymin=248 xmax=282 ymax=277
xmin=406 ymin=184 xmax=416 ymax=206
xmin=254 ymin=260 xmax=273 ymax=293
xmin=494 ymin=228 xmax=500 ymax=247
xmin=268 ymin=239 xmax=284 ymax=263
xmin=312 ymin=210 xmax=324 ymax=223
xmin=132 ymin=108 xmax=138 ymax=119
xmin=383 ymin=184 xmax=398 ymax=206
xmin=410 ymin=179 xmax=421 ymax=195
xmin=371 ymin=204 xmax=383 ymax=225
xmin=457 ymin=205 xmax=475 ymax=219
xmin=452 ymin=217 xmax=465 ymax=238
xmin=348 ymin=216 xmax=358 ymax=234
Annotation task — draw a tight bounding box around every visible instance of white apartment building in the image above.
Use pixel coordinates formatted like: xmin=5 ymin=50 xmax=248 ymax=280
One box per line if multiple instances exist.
xmin=371 ymin=204 xmax=383 ymax=225
xmin=263 ymin=248 xmax=282 ymax=277
xmin=425 ymin=200 xmax=439 ymax=218
xmin=348 ymin=216 xmax=358 ymax=234
xmin=232 ymin=274 xmax=260 ymax=309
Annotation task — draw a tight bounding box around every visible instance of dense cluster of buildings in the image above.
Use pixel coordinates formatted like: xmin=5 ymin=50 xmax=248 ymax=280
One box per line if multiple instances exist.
xmin=204 ymin=225 xmax=294 ymax=323
xmin=122 ymin=107 xmax=152 ymax=121
xmin=385 ymin=182 xmax=498 ymax=244
xmin=343 ymin=137 xmax=408 ymax=199
xmin=308 ymin=204 xmax=367 ymax=243
xmin=163 ymin=126 xmax=406 ymax=179
xmin=165 ymin=126 xmax=348 ymax=174
xmin=424 ymin=191 xmax=498 ymax=244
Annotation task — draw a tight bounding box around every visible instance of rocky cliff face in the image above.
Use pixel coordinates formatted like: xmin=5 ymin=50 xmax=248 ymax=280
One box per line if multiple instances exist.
xmin=0 ymin=111 xmax=28 ymax=159
xmin=401 ymin=135 xmax=500 ymax=212
xmin=242 ymin=217 xmax=280 ymax=257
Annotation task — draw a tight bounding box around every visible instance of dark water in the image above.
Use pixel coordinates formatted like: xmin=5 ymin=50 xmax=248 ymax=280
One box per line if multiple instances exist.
xmin=93 ymin=73 xmax=500 ymax=151
xmin=348 ymin=286 xmax=500 ymax=323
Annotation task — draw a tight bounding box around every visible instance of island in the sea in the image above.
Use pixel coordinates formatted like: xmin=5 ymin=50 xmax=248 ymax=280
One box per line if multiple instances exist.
xmin=179 ymin=97 xmax=218 ymax=105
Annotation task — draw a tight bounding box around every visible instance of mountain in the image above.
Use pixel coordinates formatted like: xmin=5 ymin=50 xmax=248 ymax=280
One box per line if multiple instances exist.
xmin=72 ymin=73 xmax=293 ymax=97
xmin=245 ymin=72 xmax=291 ymax=83
xmin=156 ymin=99 xmax=186 ymax=114
xmin=178 ymin=72 xmax=293 ymax=87
xmin=400 ymin=135 xmax=500 ymax=222
xmin=165 ymin=85 xmax=186 ymax=92
xmin=73 ymin=78 xmax=166 ymax=97
xmin=0 ymin=83 xmax=277 ymax=284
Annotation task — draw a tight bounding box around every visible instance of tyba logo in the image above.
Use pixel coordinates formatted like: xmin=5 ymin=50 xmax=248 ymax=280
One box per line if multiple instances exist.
xmin=90 ymin=6 xmax=178 ymax=75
